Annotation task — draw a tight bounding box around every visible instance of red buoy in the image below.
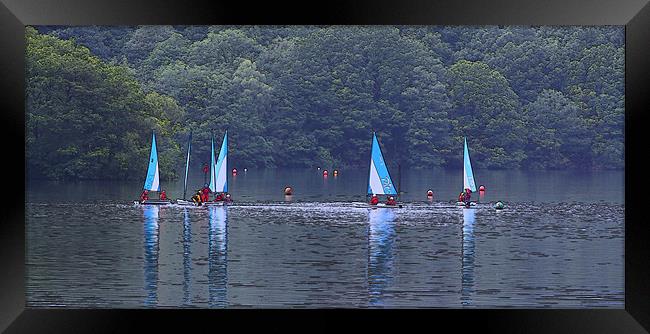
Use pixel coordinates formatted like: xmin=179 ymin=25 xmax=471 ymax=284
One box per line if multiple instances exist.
xmin=232 ymin=168 xmax=238 ymax=175
xmin=323 ymin=170 xmax=328 ymax=176
xmin=284 ymin=186 xmax=293 ymax=195
xmin=479 ymin=185 xmax=486 ymax=191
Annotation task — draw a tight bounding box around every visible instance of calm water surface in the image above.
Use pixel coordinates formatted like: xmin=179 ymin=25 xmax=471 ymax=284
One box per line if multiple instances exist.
xmin=26 ymin=169 xmax=624 ymax=308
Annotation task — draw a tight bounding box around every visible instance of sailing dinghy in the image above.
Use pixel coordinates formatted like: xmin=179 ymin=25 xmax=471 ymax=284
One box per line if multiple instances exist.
xmin=205 ymin=131 xmax=230 ymax=206
xmin=136 ymin=132 xmax=171 ymax=205
xmin=457 ymin=137 xmax=477 ymax=207
xmin=367 ymin=132 xmax=401 ymax=209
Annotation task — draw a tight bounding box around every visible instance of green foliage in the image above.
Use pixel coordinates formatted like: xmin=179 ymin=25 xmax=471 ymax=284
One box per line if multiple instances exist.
xmin=448 ymin=60 xmax=526 ymax=168
xmin=26 ymin=27 xmax=185 ymax=180
xmin=27 ymin=25 xmax=625 ymax=180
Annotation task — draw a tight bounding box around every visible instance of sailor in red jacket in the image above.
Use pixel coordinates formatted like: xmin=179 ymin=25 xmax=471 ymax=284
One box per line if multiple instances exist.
xmin=202 ymin=185 xmax=210 ymax=203
xmin=140 ymin=190 xmax=149 ymax=202
xmin=464 ymin=188 xmax=472 ymax=202
xmin=159 ymin=190 xmax=167 ymax=200
xmin=214 ymin=193 xmax=224 ymax=202
xmin=369 ymin=194 xmax=379 ymax=205
xmin=386 ymin=196 xmax=397 ymax=206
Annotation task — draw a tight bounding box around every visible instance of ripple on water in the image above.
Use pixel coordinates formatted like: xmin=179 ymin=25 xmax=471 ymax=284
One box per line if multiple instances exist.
xmin=26 ymin=201 xmax=623 ymax=308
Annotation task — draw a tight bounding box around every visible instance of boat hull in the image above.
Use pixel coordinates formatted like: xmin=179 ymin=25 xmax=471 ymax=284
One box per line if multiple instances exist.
xmin=204 ymin=201 xmax=226 ymax=206
xmin=175 ymin=199 xmax=199 ymax=206
xmin=369 ymin=203 xmax=402 ymax=209
xmin=134 ymin=199 xmax=172 ymax=206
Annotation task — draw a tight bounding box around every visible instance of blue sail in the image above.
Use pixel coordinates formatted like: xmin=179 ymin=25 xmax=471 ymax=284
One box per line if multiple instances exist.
xmin=463 ymin=137 xmax=477 ymax=192
xmin=209 ymin=135 xmax=217 ymax=192
xmin=214 ymin=131 xmax=228 ymax=193
xmin=183 ymin=132 xmax=192 ymax=199
xmin=143 ymin=132 xmax=160 ymax=191
xmin=367 ymin=132 xmax=397 ymax=196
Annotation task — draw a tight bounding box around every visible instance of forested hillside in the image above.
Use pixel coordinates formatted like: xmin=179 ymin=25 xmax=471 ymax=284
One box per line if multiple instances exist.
xmin=26 ymin=26 xmax=624 ymax=180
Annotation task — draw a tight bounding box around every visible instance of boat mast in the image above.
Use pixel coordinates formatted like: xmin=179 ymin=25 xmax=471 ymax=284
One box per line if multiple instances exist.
xmin=183 ymin=131 xmax=192 ymax=200
xmin=397 ymin=162 xmax=402 ymax=201
xmin=366 ymin=132 xmax=373 ymax=198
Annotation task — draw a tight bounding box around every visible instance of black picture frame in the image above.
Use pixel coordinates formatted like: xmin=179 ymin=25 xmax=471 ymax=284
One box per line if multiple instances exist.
xmin=2 ymin=0 xmax=649 ymax=332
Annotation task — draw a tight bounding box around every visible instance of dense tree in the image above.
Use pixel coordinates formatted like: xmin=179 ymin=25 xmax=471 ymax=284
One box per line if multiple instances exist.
xmin=26 ymin=27 xmax=185 ymax=180
xmin=27 ymin=25 xmax=625 ymax=179
xmin=448 ymin=60 xmax=526 ymax=168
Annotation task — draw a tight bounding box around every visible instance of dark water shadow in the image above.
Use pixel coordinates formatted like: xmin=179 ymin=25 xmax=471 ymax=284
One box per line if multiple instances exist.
xmin=182 ymin=209 xmax=192 ymax=306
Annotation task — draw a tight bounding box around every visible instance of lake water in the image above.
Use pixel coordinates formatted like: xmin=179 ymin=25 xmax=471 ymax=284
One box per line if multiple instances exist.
xmin=25 ymin=168 xmax=624 ymax=308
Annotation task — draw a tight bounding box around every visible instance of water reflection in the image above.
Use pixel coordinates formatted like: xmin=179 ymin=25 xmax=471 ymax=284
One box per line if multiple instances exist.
xmin=208 ymin=206 xmax=228 ymax=307
xmin=461 ymin=208 xmax=475 ymax=306
xmin=182 ymin=209 xmax=191 ymax=306
xmin=367 ymin=209 xmax=397 ymax=306
xmin=143 ymin=205 xmax=160 ymax=307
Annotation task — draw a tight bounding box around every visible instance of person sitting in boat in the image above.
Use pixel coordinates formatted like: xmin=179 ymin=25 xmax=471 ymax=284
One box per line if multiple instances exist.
xmin=224 ymin=193 xmax=233 ymax=204
xmin=458 ymin=191 xmax=466 ymax=203
xmin=369 ymin=194 xmax=379 ymax=205
xmin=159 ymin=190 xmax=167 ymax=200
xmin=201 ymin=185 xmax=210 ymax=203
xmin=214 ymin=193 xmax=224 ymax=202
xmin=140 ymin=190 xmax=149 ymax=202
xmin=464 ymin=188 xmax=472 ymax=203
xmin=386 ymin=196 xmax=397 ymax=206
xmin=192 ymin=191 xmax=203 ymax=205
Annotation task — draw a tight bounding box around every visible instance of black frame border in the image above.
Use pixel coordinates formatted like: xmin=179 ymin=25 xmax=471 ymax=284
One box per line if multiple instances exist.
xmin=2 ymin=0 xmax=649 ymax=332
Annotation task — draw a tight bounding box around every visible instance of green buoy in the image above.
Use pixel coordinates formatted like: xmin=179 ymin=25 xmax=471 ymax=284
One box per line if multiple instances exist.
xmin=495 ymin=201 xmax=505 ymax=210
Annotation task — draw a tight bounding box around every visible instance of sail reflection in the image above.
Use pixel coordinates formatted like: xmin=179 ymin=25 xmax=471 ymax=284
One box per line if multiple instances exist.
xmin=461 ymin=208 xmax=475 ymax=306
xmin=367 ymin=209 xmax=397 ymax=306
xmin=143 ymin=205 xmax=160 ymax=307
xmin=182 ymin=209 xmax=191 ymax=306
xmin=208 ymin=206 xmax=228 ymax=308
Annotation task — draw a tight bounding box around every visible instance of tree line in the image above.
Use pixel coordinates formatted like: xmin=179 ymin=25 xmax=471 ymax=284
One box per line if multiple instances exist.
xmin=26 ymin=25 xmax=624 ymax=180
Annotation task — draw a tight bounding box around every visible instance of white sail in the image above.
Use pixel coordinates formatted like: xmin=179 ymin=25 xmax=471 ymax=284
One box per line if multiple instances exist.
xmin=144 ymin=132 xmax=160 ymax=191
xmin=463 ymin=137 xmax=477 ymax=192
xmin=213 ymin=131 xmax=228 ymax=193
xmin=367 ymin=132 xmax=397 ymax=196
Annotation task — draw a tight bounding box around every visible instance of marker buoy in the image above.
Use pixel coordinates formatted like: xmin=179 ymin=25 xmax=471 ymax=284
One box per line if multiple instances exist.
xmin=284 ymin=187 xmax=293 ymax=195
xmin=495 ymin=201 xmax=505 ymax=210
xmin=333 ymin=169 xmax=338 ymax=176
xmin=479 ymin=185 xmax=486 ymax=191
xmin=427 ymin=190 xmax=434 ymax=197
xmin=244 ymin=168 xmax=248 ymax=173
xmin=232 ymin=168 xmax=238 ymax=175
xmin=323 ymin=170 xmax=328 ymax=176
